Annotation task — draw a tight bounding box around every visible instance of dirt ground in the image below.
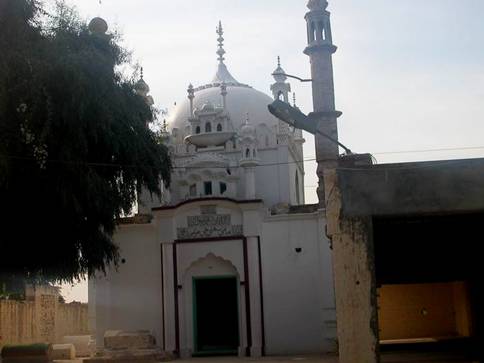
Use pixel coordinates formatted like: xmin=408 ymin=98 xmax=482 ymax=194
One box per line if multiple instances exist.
xmin=170 ymin=356 xmax=338 ymax=363
xmin=2 ymin=352 xmax=476 ymax=363
xmin=173 ymin=353 xmax=475 ymax=363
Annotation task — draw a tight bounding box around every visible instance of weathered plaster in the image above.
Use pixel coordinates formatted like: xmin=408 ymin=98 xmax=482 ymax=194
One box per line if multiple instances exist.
xmin=324 ymin=168 xmax=379 ymax=363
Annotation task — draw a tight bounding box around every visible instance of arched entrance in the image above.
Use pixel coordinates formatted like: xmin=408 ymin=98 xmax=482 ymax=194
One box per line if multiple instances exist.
xmin=193 ymin=276 xmax=239 ymax=355
xmin=182 ymin=253 xmax=242 ymax=357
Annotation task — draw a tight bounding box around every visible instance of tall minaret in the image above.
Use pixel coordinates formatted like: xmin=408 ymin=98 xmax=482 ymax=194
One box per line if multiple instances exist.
xmin=304 ymin=0 xmax=342 ymax=204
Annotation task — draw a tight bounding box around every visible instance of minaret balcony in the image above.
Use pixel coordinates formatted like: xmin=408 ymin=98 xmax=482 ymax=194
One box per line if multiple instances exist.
xmin=184 ymin=131 xmax=236 ymax=148
xmin=240 ymin=158 xmax=259 ymax=168
xmin=304 ymin=43 xmax=337 ymax=55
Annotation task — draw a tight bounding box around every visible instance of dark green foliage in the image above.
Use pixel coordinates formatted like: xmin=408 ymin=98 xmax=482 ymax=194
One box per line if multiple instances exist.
xmin=0 ymin=0 xmax=171 ymax=283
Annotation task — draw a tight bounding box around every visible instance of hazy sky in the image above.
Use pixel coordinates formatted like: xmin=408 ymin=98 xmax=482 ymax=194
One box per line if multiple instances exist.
xmin=59 ymin=0 xmax=484 ymax=302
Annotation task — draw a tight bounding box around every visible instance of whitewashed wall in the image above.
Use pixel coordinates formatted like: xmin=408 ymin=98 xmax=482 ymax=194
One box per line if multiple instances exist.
xmin=261 ymin=211 xmax=336 ymax=354
xmin=92 ymin=223 xmax=162 ymax=348
xmin=91 ymin=200 xmax=336 ymax=356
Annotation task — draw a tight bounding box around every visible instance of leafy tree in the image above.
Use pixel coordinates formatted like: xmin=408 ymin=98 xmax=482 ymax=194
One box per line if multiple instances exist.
xmin=0 ymin=0 xmax=171 ymax=284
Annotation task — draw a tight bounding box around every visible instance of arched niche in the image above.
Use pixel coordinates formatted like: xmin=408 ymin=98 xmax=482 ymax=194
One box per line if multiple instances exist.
xmin=183 ymin=252 xmax=239 ymax=281
xmin=179 ymin=253 xmax=245 ymax=357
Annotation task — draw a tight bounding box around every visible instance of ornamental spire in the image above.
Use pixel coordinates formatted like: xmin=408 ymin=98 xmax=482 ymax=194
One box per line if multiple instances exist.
xmin=187 ymin=83 xmax=195 ymax=116
xmin=212 ymin=21 xmax=239 ymax=84
xmin=216 ymin=21 xmax=226 ymax=64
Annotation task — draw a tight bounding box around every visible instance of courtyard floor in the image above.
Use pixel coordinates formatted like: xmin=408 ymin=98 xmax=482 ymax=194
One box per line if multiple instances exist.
xmin=175 ymin=356 xmax=339 ymax=363
xmin=173 ymin=352 xmax=476 ymax=363
xmin=2 ymin=352 xmax=475 ymax=363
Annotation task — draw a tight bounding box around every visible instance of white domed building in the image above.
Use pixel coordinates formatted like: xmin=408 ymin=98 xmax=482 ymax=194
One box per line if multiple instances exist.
xmin=90 ymin=7 xmax=337 ymax=358
xmin=163 ymin=24 xmax=305 ymax=207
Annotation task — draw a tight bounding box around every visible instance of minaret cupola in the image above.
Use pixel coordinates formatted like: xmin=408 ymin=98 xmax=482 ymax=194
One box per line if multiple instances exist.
xmin=135 ymin=67 xmax=154 ymax=107
xmin=270 ymin=56 xmax=291 ymax=103
xmin=305 ymin=0 xmax=334 ymax=48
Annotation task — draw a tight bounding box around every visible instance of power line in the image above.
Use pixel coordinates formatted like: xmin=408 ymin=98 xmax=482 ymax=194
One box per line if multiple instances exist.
xmin=304 ymin=145 xmax=484 ymax=159
xmin=5 ymin=144 xmax=484 ymax=172
xmin=3 ymin=154 xmax=321 ymax=170
xmin=372 ymin=145 xmax=484 ymax=155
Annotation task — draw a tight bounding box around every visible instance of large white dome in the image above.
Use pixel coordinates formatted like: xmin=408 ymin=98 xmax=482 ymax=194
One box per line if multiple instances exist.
xmin=168 ymin=84 xmax=278 ymax=132
xmin=168 ymin=21 xmax=279 ymax=133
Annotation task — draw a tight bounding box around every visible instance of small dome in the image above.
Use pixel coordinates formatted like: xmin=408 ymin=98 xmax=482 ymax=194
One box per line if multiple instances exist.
xmin=135 ymin=78 xmax=150 ymax=96
xmin=241 ymin=119 xmax=256 ymax=137
xmin=272 ymin=57 xmax=287 ymax=83
xmin=307 ymin=0 xmax=328 ymax=11
xmin=88 ymin=17 xmax=108 ymax=34
xmin=273 ymin=65 xmax=287 ymax=83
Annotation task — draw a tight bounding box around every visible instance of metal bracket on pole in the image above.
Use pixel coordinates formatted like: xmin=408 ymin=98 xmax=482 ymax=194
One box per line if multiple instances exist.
xmin=271 ymin=72 xmax=312 ymax=83
xmin=268 ymin=100 xmax=352 ymax=155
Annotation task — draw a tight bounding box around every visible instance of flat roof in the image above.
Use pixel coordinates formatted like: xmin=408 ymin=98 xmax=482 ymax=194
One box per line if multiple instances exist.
xmin=335 ymin=157 xmax=484 ymax=217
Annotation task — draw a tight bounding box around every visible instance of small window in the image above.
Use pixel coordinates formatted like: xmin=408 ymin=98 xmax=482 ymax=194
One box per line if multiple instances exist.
xmin=204 ymin=181 xmax=212 ymax=196
xmin=205 ymin=122 xmax=212 ymax=133
xmin=220 ymin=182 xmax=227 ymax=195
xmin=189 ymin=184 xmax=197 ymax=197
xmin=265 ymin=135 xmax=269 ymax=147
xmin=245 ymin=148 xmax=250 ymax=158
xmin=195 ymin=126 xmax=201 ymax=134
xmin=217 ymin=123 xmax=222 ymax=132
xmin=319 ymin=21 xmax=325 ymax=40
xmin=253 ymin=149 xmax=256 ymax=157
xmin=310 ymin=22 xmax=316 ymax=42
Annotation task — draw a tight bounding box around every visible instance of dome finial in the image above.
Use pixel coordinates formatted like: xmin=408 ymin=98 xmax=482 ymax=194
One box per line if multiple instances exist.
xmin=216 ymin=21 xmax=226 ymax=65
xmin=277 ymin=56 xmax=281 ymax=68
xmin=293 ymin=92 xmax=297 ymax=107
xmin=140 ymin=67 xmax=144 ymax=80
xmin=212 ymin=22 xmax=240 ymax=84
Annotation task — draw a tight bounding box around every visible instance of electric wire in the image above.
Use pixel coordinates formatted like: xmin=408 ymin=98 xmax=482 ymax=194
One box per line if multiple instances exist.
xmin=3 ymin=145 xmax=484 ymax=172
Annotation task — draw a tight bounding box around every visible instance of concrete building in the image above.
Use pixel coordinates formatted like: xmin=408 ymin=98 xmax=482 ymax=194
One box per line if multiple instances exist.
xmin=324 ymin=155 xmax=484 ymax=363
xmin=89 ymin=3 xmax=340 ymax=357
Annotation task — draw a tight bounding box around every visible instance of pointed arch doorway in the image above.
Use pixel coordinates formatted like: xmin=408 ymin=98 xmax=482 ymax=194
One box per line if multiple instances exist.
xmin=193 ymin=276 xmax=239 ymax=356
